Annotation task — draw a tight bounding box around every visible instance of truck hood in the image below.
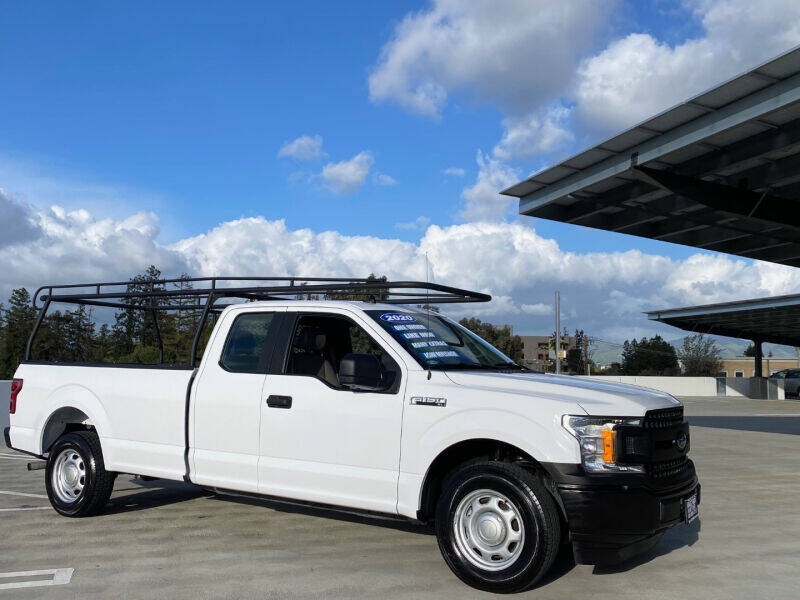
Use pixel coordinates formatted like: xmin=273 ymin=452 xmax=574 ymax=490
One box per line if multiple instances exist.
xmin=443 ymin=371 xmax=681 ymax=416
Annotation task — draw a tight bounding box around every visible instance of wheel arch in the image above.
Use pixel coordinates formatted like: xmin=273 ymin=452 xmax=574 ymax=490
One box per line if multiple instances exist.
xmin=41 ymin=406 xmax=95 ymax=455
xmin=416 ymin=438 xmax=563 ymax=524
xmin=38 ymin=385 xmax=110 ymax=455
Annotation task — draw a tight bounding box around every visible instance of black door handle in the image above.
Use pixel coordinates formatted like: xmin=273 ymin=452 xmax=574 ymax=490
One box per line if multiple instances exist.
xmin=267 ymin=395 xmax=292 ymax=409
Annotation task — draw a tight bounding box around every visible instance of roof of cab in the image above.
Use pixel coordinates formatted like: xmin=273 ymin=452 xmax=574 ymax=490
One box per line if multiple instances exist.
xmin=222 ymin=299 xmax=424 ymax=314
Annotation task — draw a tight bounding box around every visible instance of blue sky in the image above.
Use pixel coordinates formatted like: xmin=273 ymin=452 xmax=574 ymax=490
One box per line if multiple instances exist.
xmin=3 ymin=0 xmax=800 ymax=343
xmin=1 ymin=1 xmax=699 ymax=248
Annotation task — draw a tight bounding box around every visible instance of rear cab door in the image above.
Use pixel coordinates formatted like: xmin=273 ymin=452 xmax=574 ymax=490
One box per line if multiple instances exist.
xmin=190 ymin=306 xmax=287 ymax=492
xmin=257 ymin=306 xmax=408 ymax=514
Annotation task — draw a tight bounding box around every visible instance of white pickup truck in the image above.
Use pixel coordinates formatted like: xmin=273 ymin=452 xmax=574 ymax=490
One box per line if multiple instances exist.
xmin=5 ymin=277 xmax=699 ymax=593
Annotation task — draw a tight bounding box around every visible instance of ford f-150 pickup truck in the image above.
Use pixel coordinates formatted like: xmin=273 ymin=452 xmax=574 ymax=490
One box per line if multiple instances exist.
xmin=4 ymin=277 xmax=699 ymax=593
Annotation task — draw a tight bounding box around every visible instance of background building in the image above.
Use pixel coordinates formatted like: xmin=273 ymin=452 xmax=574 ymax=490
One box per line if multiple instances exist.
xmin=520 ymin=334 xmax=576 ymax=372
xmin=721 ymin=357 xmax=800 ymax=378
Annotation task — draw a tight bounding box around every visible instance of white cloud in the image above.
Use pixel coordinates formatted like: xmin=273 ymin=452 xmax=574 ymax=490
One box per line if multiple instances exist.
xmin=396 ymin=216 xmax=431 ymax=231
xmin=493 ymin=104 xmax=573 ymax=160
xmin=320 ymin=151 xmax=374 ymax=195
xmin=373 ymin=172 xmax=398 ymax=186
xmin=370 ymin=0 xmax=800 ymax=219
xmin=3 ymin=204 xmax=800 ymax=343
xmin=278 ymin=134 xmax=325 ymax=160
xmin=459 ymin=151 xmax=519 ymax=221
xmin=0 ymin=189 xmax=40 ymax=248
xmin=521 ymin=303 xmax=552 ymax=315
xmin=368 ymin=0 xmax=609 ymax=118
xmin=574 ymin=0 xmax=800 ymax=133
xmin=443 ymin=167 xmax=465 ymax=177
xmin=0 ymin=204 xmax=185 ymax=296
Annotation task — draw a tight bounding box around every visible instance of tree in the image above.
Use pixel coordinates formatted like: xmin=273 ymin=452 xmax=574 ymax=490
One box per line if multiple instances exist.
xmin=678 ymin=334 xmax=723 ymax=376
xmin=1 ymin=288 xmax=36 ymax=378
xmin=458 ymin=317 xmax=524 ymax=363
xmin=0 ymin=268 xmax=212 ymax=373
xmin=325 ymin=274 xmax=388 ymax=303
xmin=621 ymin=335 xmax=680 ymax=375
xmin=566 ymin=348 xmax=583 ymax=374
xmin=743 ymin=343 xmax=756 ymax=357
xmin=566 ymin=329 xmax=595 ymax=374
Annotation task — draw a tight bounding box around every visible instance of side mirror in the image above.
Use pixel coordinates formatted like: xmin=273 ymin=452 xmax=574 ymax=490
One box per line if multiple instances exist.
xmin=339 ymin=353 xmax=384 ymax=391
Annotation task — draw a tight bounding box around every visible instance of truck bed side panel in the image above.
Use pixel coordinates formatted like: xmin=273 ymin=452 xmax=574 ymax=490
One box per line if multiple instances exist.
xmin=9 ymin=363 xmax=194 ymax=481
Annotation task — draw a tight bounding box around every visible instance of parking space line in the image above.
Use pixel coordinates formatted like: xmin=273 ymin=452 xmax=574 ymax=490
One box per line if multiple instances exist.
xmin=0 ymin=507 xmax=51 ymax=512
xmin=0 ymin=491 xmax=48 ymax=499
xmin=0 ymin=568 xmax=73 ymax=590
xmin=0 ymin=454 xmax=32 ymax=460
xmin=753 ymin=413 xmax=800 ymax=417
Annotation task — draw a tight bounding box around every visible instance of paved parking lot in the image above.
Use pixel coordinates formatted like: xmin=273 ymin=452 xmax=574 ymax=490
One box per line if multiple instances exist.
xmin=2 ymin=396 xmax=799 ymax=599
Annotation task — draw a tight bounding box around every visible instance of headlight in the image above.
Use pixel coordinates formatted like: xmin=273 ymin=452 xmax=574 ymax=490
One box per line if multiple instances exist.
xmin=562 ymin=415 xmax=645 ymax=473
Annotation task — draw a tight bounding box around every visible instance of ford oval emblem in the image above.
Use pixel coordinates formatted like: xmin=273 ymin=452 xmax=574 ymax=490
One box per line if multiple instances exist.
xmin=675 ymin=431 xmax=688 ymax=452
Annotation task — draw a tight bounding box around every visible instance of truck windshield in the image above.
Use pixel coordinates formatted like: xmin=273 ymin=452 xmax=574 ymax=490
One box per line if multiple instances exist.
xmin=365 ymin=309 xmax=522 ymax=371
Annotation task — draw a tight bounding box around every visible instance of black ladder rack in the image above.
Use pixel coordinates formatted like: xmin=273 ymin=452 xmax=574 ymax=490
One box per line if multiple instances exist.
xmin=27 ymin=276 xmax=491 ymax=365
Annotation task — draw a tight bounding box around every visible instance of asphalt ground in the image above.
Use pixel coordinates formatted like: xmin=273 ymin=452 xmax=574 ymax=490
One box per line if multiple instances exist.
xmin=1 ymin=396 xmax=799 ymax=599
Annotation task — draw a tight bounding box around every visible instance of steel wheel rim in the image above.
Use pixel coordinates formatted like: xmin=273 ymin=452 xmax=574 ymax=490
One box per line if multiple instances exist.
xmin=52 ymin=448 xmax=86 ymax=503
xmin=452 ymin=488 xmax=525 ymax=571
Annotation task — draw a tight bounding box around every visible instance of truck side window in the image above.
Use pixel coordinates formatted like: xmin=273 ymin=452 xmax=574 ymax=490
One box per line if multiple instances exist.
xmin=219 ymin=313 xmax=275 ymax=373
xmin=286 ymin=314 xmax=399 ymax=391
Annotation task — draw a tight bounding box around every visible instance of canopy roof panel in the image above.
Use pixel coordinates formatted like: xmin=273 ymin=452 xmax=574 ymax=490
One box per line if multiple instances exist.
xmin=647 ymin=294 xmax=800 ymax=347
xmin=503 ymin=46 xmax=800 ymax=267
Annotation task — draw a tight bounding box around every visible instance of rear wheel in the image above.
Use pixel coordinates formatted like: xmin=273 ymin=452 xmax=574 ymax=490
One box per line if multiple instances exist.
xmin=435 ymin=461 xmax=561 ymax=593
xmin=45 ymin=430 xmax=115 ymax=517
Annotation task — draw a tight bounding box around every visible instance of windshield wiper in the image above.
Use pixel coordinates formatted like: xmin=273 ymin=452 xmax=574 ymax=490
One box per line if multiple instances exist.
xmin=429 ymin=363 xmax=497 ymax=371
xmin=492 ymin=362 xmax=529 ymax=371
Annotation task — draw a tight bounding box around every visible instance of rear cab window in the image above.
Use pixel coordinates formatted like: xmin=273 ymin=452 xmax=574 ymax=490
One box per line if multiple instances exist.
xmin=219 ymin=312 xmax=276 ymax=373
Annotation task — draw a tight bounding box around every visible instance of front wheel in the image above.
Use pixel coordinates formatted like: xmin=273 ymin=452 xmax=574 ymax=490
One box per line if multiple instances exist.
xmin=435 ymin=461 xmax=561 ymax=593
xmin=45 ymin=430 xmax=116 ymax=517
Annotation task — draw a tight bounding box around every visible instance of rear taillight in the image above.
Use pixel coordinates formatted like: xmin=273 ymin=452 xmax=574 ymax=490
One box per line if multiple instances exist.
xmin=9 ymin=379 xmax=22 ymax=414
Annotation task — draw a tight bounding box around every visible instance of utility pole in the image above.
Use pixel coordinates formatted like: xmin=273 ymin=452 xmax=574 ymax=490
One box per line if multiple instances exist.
xmin=555 ymin=291 xmax=561 ymax=375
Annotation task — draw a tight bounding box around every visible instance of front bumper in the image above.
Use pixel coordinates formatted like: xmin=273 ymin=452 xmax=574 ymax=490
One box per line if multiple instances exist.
xmin=543 ymin=461 xmax=700 ymax=565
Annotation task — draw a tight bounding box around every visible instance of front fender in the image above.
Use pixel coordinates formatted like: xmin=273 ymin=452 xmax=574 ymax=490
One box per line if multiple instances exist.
xmin=396 ymin=407 xmax=580 ymax=519
xmin=412 ymin=408 xmax=578 ymax=475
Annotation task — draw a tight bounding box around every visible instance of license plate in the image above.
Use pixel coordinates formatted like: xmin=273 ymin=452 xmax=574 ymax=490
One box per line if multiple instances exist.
xmin=684 ymin=491 xmax=699 ymax=523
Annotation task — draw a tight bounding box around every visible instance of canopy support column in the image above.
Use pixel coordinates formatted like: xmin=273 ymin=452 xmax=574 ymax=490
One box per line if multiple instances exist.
xmin=753 ymin=340 xmax=763 ymax=378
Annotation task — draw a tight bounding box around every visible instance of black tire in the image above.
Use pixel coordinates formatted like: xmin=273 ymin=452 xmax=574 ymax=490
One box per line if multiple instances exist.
xmin=435 ymin=461 xmax=561 ymax=593
xmin=45 ymin=430 xmax=116 ymax=517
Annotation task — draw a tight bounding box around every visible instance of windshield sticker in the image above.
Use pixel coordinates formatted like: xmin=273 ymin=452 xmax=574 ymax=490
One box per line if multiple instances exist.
xmin=391 ymin=323 xmax=426 ymax=331
xmin=410 ymin=340 xmax=449 ymax=348
xmin=402 ymin=331 xmax=436 ymax=340
xmin=422 ymin=350 xmax=460 ymax=359
xmin=380 ymin=313 xmax=416 ymax=323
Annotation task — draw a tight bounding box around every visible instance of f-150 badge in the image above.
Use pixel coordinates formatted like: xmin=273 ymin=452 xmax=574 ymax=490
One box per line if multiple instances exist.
xmin=410 ymin=396 xmax=447 ymax=407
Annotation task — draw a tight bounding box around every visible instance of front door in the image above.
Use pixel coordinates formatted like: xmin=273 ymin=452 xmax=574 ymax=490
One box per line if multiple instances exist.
xmin=191 ymin=309 xmax=283 ymax=493
xmin=258 ymin=311 xmax=405 ymax=514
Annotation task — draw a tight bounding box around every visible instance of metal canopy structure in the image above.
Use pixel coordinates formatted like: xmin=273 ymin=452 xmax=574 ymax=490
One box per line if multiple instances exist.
xmin=647 ymin=294 xmax=800 ymax=377
xmin=503 ymin=45 xmax=800 ymax=267
xmin=646 ymin=293 xmax=800 ymax=348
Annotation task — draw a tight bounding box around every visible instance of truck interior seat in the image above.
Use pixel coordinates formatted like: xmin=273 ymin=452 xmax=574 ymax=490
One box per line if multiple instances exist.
xmin=290 ymin=327 xmax=340 ymax=387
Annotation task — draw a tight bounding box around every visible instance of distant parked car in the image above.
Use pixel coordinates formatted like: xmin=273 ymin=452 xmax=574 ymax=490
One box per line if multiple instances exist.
xmin=770 ymin=369 xmax=800 ymax=398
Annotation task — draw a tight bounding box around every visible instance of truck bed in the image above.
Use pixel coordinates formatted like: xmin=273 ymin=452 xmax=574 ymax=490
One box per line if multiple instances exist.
xmin=8 ymin=362 xmax=194 ymax=481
